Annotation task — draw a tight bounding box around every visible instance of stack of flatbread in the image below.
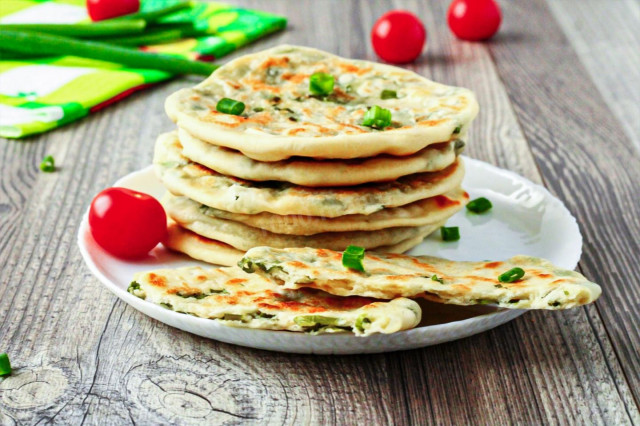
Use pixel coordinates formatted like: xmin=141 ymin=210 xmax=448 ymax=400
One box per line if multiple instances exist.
xmin=154 ymin=45 xmax=479 ymax=266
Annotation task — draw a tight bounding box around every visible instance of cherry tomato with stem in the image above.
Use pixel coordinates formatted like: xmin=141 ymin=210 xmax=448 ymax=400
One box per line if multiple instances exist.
xmin=87 ymin=0 xmax=140 ymax=22
xmin=371 ymin=10 xmax=426 ymax=64
xmin=447 ymin=0 xmax=502 ymax=41
xmin=89 ymin=187 xmax=167 ymax=259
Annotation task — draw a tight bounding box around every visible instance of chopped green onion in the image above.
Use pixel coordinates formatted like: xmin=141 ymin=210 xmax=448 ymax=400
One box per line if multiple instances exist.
xmin=0 ymin=21 xmax=146 ymax=37
xmin=453 ymin=125 xmax=462 ymax=134
xmin=216 ymin=98 xmax=245 ymax=116
xmin=362 ymin=105 xmax=392 ymax=129
xmin=40 ymin=155 xmax=55 ymax=172
xmin=431 ymin=274 xmax=444 ymax=284
xmin=466 ymin=197 xmax=493 ymax=214
xmin=294 ymin=315 xmax=338 ymax=327
xmin=309 ymin=72 xmax=334 ymax=96
xmin=355 ymin=314 xmax=371 ymax=333
xmin=0 ymin=353 xmax=11 ymax=376
xmin=498 ymin=267 xmax=525 ymax=283
xmin=0 ymin=30 xmax=218 ymax=76
xmin=440 ymin=226 xmax=460 ymax=242
xmin=380 ymin=89 xmax=397 ymax=99
xmin=342 ymin=245 xmax=365 ymax=272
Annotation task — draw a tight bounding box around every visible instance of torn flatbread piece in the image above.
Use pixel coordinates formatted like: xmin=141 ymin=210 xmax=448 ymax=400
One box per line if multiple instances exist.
xmin=239 ymin=247 xmax=602 ymax=310
xmin=129 ymin=266 xmax=421 ymax=335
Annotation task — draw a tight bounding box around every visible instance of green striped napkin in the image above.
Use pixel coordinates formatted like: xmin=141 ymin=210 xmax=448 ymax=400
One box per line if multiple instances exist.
xmin=0 ymin=0 xmax=287 ymax=138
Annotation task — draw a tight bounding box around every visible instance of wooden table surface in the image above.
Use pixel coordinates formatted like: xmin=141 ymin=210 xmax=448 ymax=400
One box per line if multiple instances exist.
xmin=1 ymin=0 xmax=639 ymax=424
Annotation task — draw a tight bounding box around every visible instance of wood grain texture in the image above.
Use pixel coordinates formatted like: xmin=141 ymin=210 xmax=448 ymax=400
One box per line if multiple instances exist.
xmin=0 ymin=0 xmax=638 ymax=424
xmin=546 ymin=0 xmax=640 ymax=150
xmin=487 ymin=0 xmax=640 ymax=413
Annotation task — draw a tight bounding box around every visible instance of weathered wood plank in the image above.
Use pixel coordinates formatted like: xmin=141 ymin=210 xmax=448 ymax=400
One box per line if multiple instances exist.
xmin=487 ymin=0 xmax=640 ymax=415
xmin=545 ymin=0 xmax=640 ymax=150
xmin=0 ymin=0 xmax=638 ymax=424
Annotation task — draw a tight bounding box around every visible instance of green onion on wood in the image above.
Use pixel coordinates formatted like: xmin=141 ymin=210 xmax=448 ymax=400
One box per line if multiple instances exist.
xmin=0 ymin=353 xmax=11 ymax=376
xmin=0 ymin=30 xmax=218 ymax=76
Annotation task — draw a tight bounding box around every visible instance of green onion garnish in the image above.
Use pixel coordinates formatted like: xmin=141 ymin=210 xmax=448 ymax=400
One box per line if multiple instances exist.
xmin=40 ymin=155 xmax=55 ymax=172
xmin=466 ymin=197 xmax=492 ymax=214
xmin=362 ymin=105 xmax=392 ymax=129
xmin=431 ymin=275 xmax=444 ymax=284
xmin=309 ymin=72 xmax=334 ymax=96
xmin=498 ymin=267 xmax=525 ymax=283
xmin=381 ymin=89 xmax=397 ymax=99
xmin=0 ymin=353 xmax=11 ymax=376
xmin=216 ymin=98 xmax=245 ymax=116
xmin=342 ymin=245 xmax=365 ymax=272
xmin=440 ymin=226 xmax=460 ymax=242
xmin=453 ymin=125 xmax=462 ymax=134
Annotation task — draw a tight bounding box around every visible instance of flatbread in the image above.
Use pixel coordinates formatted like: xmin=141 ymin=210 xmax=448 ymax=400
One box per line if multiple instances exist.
xmin=164 ymin=221 xmax=243 ymax=266
xmin=129 ymin=266 xmax=421 ymax=336
xmin=163 ymin=222 xmax=439 ymax=266
xmin=166 ymin=45 xmax=478 ymax=161
xmin=164 ymin=188 xmax=467 ymax=235
xmin=179 ymin=128 xmax=462 ymax=186
xmin=154 ymin=131 xmax=465 ymax=217
xmin=164 ymin=192 xmax=438 ymax=250
xmin=239 ymin=247 xmax=602 ymax=310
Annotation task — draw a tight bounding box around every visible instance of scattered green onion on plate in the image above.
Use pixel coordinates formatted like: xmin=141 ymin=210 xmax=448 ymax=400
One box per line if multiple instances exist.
xmin=466 ymin=197 xmax=492 ymax=213
xmin=342 ymin=245 xmax=365 ymax=272
xmin=440 ymin=226 xmax=460 ymax=242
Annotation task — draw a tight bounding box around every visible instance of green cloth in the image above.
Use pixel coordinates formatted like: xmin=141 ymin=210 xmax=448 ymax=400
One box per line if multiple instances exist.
xmin=0 ymin=0 xmax=286 ymax=138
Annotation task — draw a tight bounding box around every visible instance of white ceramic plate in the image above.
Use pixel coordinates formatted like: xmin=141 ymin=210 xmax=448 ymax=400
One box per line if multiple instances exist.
xmin=77 ymin=157 xmax=582 ymax=354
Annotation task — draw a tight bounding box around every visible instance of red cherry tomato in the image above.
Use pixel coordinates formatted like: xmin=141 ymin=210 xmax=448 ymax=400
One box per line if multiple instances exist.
xmin=371 ymin=10 xmax=426 ymax=64
xmin=89 ymin=187 xmax=167 ymax=259
xmin=447 ymin=0 xmax=502 ymax=41
xmin=87 ymin=0 xmax=140 ymax=21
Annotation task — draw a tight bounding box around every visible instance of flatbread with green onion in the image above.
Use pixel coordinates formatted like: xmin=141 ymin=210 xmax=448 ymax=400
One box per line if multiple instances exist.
xmin=163 ymin=187 xmax=468 ymax=235
xmin=154 ymin=131 xmax=465 ymax=217
xmin=165 ymin=45 xmax=478 ymax=161
xmin=178 ymin=128 xmax=462 ymax=187
xmin=163 ymin=192 xmax=451 ymax=250
xmin=239 ymin=247 xmax=602 ymax=310
xmin=128 ymin=266 xmax=421 ymax=336
xmin=163 ymin=221 xmax=443 ymax=266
